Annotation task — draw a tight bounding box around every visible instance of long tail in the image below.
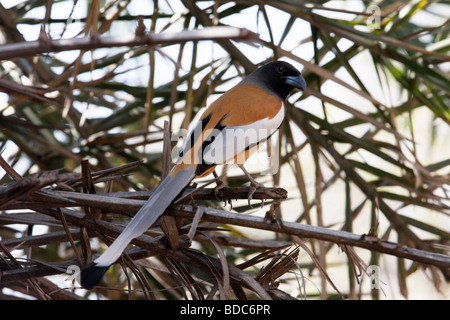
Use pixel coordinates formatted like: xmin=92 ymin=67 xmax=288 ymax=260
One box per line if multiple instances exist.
xmin=80 ymin=165 xmax=196 ymax=289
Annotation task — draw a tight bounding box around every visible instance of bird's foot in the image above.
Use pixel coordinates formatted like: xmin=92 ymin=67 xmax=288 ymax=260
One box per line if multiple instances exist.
xmin=247 ymin=181 xmax=265 ymax=208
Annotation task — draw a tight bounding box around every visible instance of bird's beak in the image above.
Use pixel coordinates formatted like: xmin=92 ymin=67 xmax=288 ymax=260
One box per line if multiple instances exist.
xmin=284 ymin=75 xmax=306 ymax=91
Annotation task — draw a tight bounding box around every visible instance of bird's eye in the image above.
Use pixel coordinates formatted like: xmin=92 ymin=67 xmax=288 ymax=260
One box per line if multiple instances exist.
xmin=277 ymin=65 xmax=285 ymax=74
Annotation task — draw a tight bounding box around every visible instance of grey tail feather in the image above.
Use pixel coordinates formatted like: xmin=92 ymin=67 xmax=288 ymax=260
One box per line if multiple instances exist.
xmin=80 ymin=167 xmax=195 ymax=289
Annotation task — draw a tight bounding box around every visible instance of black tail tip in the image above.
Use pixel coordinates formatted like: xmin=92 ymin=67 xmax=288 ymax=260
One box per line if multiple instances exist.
xmin=80 ymin=263 xmax=110 ymax=289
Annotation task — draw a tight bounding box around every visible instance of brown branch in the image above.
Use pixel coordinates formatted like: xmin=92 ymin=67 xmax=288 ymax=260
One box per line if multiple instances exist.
xmin=168 ymin=204 xmax=450 ymax=270
xmin=0 ymin=27 xmax=257 ymax=61
xmin=2 ymin=207 xmax=272 ymax=299
xmin=0 ymin=187 xmax=287 ymax=211
xmin=2 ymin=184 xmax=448 ymax=270
xmin=1 ymin=229 xmax=84 ymax=250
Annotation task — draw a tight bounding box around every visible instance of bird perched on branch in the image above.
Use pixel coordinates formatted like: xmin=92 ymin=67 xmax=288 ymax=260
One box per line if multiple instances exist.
xmin=81 ymin=60 xmax=306 ymax=289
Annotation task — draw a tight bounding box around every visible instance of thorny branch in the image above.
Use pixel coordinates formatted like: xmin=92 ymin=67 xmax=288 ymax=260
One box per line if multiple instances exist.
xmin=1 ymin=177 xmax=449 ymax=270
xmin=0 ymin=27 xmax=257 ymax=61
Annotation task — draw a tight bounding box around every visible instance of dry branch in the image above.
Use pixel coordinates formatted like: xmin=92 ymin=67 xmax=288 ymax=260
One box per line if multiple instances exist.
xmin=1 ymin=206 xmax=273 ymax=299
xmin=1 ymin=229 xmax=84 ymax=250
xmin=0 ymin=186 xmax=287 ymax=211
xmin=168 ymin=205 xmax=450 ymax=270
xmin=0 ymin=27 xmax=257 ymax=61
xmin=1 ymin=181 xmax=447 ymax=270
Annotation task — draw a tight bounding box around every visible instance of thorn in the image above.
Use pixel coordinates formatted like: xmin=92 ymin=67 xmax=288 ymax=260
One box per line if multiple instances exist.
xmin=135 ymin=16 xmax=147 ymax=38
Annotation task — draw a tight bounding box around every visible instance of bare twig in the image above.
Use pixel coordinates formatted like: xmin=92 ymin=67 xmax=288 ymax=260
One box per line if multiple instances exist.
xmin=0 ymin=186 xmax=287 ymax=211
xmin=2 ymin=206 xmax=272 ymax=299
xmin=0 ymin=27 xmax=257 ymax=61
xmin=169 ymin=204 xmax=450 ymax=270
xmin=2 ymin=180 xmax=448 ymax=270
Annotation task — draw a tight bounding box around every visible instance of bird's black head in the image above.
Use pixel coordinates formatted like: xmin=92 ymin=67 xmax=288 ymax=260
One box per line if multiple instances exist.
xmin=244 ymin=61 xmax=306 ymax=101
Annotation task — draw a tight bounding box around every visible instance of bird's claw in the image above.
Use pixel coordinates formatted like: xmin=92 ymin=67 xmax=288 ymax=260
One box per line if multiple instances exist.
xmin=247 ymin=181 xmax=265 ymax=208
xmin=213 ymin=180 xmax=226 ymax=200
xmin=213 ymin=176 xmax=233 ymax=209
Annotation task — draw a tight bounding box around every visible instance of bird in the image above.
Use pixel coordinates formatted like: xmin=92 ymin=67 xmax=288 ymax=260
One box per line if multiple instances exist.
xmin=80 ymin=60 xmax=306 ymax=289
